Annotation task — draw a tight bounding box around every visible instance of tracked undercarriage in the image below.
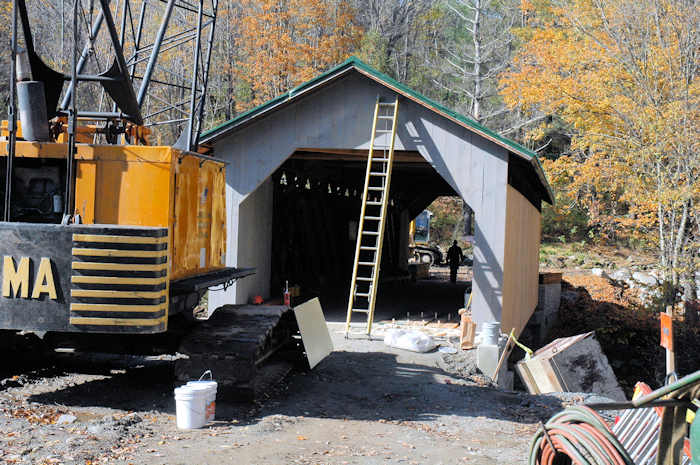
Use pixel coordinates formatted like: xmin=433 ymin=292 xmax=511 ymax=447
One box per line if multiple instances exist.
xmin=175 ymin=305 xmax=306 ymax=401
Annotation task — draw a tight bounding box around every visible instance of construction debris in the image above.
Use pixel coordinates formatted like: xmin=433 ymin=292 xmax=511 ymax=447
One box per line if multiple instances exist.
xmin=383 ymin=328 xmax=437 ymax=353
xmin=516 ymin=332 xmax=626 ymax=401
xmin=459 ymin=309 xmax=476 ymax=350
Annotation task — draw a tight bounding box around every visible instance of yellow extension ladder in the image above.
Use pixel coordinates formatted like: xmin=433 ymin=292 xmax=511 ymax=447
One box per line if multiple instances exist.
xmin=345 ymin=97 xmax=399 ymax=336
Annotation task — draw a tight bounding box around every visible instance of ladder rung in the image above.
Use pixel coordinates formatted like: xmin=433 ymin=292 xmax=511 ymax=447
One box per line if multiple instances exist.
xmin=355 ymin=292 xmax=370 ymax=298
xmin=358 ymin=261 xmax=375 ymax=266
xmin=367 ymin=186 xmax=384 ymax=191
xmin=372 ymin=158 xmax=389 ymax=162
xmin=352 ymin=308 xmax=370 ymax=313
xmin=377 ymin=115 xmax=394 ymax=119
xmin=378 ymin=102 xmax=395 ymax=106
xmin=369 ymin=172 xmax=387 ymax=176
xmin=375 ymin=129 xmax=392 ymax=133
xmin=364 ymin=216 xmax=381 ymax=220
xmin=360 ymin=246 xmax=378 ymax=251
xmin=356 ymin=277 xmax=373 ymax=281
xmin=366 ymin=201 xmax=382 ymax=206
xmin=363 ymin=231 xmax=379 ymax=235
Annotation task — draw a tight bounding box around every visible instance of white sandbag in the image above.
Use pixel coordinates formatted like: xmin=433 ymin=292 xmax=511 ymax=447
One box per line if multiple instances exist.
xmin=383 ymin=328 xmax=437 ymax=353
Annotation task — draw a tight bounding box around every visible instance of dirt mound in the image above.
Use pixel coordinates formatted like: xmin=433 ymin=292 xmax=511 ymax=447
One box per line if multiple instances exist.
xmin=547 ymin=274 xmax=699 ymax=396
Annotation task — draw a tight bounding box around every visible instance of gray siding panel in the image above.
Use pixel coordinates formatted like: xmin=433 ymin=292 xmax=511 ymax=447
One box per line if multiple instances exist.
xmin=210 ymin=72 xmax=523 ymax=327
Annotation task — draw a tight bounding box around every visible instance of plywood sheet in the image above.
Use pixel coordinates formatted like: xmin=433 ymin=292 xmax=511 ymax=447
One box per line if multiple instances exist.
xmin=294 ymin=298 xmax=334 ymax=369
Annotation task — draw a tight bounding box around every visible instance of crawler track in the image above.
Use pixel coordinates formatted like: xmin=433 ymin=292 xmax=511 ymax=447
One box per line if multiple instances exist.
xmin=175 ymin=305 xmax=304 ymax=401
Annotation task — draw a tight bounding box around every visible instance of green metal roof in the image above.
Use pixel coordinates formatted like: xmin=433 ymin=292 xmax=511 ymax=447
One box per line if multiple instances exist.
xmin=201 ymin=56 xmax=553 ymax=204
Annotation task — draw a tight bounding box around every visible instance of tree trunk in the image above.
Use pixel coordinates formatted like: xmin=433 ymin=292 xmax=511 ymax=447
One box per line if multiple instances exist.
xmin=471 ymin=0 xmax=482 ymax=122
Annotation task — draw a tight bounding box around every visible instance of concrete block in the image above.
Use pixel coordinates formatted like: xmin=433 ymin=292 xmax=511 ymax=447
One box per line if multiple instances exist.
xmin=538 ymin=282 xmax=561 ymax=317
xmin=498 ymin=370 xmax=514 ymax=391
xmin=477 ymin=344 xmax=500 ymax=378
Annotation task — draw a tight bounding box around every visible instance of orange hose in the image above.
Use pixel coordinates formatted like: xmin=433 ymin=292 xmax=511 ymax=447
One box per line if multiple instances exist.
xmin=530 ymin=406 xmax=633 ymax=465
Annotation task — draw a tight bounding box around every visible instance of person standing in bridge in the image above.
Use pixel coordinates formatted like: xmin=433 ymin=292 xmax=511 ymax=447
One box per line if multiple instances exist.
xmin=446 ymin=240 xmax=464 ymax=284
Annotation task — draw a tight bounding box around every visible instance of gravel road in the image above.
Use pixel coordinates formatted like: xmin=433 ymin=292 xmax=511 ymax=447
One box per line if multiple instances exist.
xmin=0 ymin=324 xmax=575 ymax=464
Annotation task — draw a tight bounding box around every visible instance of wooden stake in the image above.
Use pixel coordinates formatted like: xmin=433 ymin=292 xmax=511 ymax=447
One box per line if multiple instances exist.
xmin=493 ymin=328 xmax=516 ymax=382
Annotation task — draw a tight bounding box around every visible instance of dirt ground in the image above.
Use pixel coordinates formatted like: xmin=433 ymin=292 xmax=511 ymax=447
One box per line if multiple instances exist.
xmin=3 ymin=267 xmax=620 ymax=465
xmin=0 ymin=321 xmax=584 ymax=465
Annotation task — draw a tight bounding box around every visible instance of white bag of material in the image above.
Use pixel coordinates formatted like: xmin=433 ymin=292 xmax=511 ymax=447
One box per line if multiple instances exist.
xmin=383 ymin=328 xmax=437 ymax=353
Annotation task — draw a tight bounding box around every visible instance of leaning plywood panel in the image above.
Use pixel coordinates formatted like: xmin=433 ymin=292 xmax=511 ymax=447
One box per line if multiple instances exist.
xmin=294 ymin=298 xmax=333 ymax=369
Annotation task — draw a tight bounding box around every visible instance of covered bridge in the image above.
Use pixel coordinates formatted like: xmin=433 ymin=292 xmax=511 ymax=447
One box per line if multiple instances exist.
xmin=201 ymin=57 xmax=553 ymax=334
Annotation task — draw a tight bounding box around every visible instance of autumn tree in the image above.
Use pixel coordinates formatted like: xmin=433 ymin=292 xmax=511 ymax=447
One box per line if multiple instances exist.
xmin=501 ymin=0 xmax=699 ymax=303
xmin=232 ymin=0 xmax=360 ymax=109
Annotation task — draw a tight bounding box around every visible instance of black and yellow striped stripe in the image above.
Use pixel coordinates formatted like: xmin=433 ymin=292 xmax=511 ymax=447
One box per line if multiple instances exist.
xmin=69 ymin=228 xmax=169 ymax=333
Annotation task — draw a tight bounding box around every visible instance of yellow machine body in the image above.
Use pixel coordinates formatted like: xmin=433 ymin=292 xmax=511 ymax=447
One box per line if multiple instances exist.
xmin=0 ymin=141 xmax=227 ymax=282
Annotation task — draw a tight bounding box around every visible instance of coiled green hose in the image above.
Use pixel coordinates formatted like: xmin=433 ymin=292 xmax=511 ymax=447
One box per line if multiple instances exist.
xmin=528 ymin=405 xmax=635 ymax=465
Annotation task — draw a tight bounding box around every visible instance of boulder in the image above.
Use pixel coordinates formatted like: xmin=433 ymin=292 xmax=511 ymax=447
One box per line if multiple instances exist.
xmin=632 ymin=271 xmax=658 ymax=287
xmin=591 ymin=268 xmax=609 ymax=279
xmin=610 ymin=268 xmax=632 ymax=282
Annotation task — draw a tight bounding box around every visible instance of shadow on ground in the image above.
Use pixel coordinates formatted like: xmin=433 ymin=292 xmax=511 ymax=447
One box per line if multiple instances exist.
xmin=26 ymin=349 xmax=563 ymax=428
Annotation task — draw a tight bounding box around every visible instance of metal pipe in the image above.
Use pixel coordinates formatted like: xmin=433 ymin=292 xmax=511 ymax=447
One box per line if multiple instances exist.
xmin=185 ymin=0 xmax=204 ymax=150
xmin=61 ymin=0 xmax=64 ymax=59
xmin=131 ymin=76 xmax=192 ymax=91
xmin=144 ymin=98 xmax=190 ymax=119
xmin=57 ymin=110 xmax=133 ymax=119
xmin=129 ymin=0 xmax=147 ymax=80
xmin=632 ymin=369 xmax=700 ymax=407
xmin=96 ymin=0 xmax=134 ymax=82
xmin=130 ymin=27 xmax=198 ymax=57
xmin=70 ymin=75 xmax=123 ymax=81
xmin=4 ymin=0 xmax=18 ymax=221
xmin=95 ymin=0 xmax=142 ymax=125
xmin=64 ymin=0 xmax=79 ymax=220
xmin=136 ymin=0 xmax=176 ymax=106
xmin=117 ymin=0 xmax=127 ymax=47
xmin=60 ymin=7 xmax=106 ymax=110
xmin=144 ymin=118 xmax=187 ymax=126
xmin=153 ymin=0 xmax=212 ymax=17
xmin=192 ymin=0 xmax=218 ymax=149
xmin=112 ymin=0 xmax=128 ymax=113
xmin=128 ymin=32 xmax=197 ymax=67
xmin=586 ymin=399 xmax=689 ymax=411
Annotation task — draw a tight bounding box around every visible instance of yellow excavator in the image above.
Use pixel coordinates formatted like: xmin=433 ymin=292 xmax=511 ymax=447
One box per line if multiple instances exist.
xmin=409 ymin=210 xmax=442 ymax=266
xmin=0 ymin=0 xmax=303 ymax=399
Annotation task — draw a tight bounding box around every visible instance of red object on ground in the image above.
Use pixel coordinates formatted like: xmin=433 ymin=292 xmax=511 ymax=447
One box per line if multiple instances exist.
xmin=252 ymin=295 xmax=264 ymax=305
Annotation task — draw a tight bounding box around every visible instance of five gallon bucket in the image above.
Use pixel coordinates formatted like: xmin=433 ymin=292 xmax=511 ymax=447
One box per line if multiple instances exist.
xmin=174 ymin=371 xmax=217 ymax=429
xmin=481 ymin=322 xmax=501 ymax=346
xmin=187 ymin=371 xmax=217 ymax=422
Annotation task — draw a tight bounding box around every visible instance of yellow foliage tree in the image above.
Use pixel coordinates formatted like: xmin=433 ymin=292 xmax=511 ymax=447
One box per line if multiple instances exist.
xmin=233 ymin=0 xmax=361 ymax=108
xmin=501 ymin=0 xmax=699 ymax=292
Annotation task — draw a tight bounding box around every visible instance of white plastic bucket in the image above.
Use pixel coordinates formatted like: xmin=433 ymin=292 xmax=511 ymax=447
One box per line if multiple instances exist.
xmin=174 ymin=385 xmax=207 ymax=430
xmin=187 ymin=371 xmax=217 ymax=422
xmin=481 ymin=322 xmax=501 ymax=346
